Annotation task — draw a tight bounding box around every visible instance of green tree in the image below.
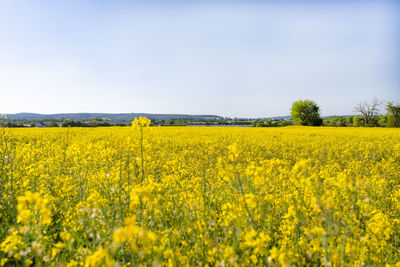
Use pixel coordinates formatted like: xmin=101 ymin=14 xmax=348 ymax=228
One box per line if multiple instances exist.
xmin=328 ymin=117 xmax=337 ymax=127
xmin=290 ymin=100 xmax=323 ymax=126
xmin=345 ymin=116 xmax=353 ymax=126
xmin=61 ymin=120 xmax=78 ymax=127
xmin=353 ymin=116 xmax=361 ymax=127
xmin=386 ymin=102 xmax=400 ymax=127
xmin=378 ymin=115 xmax=387 ymax=127
xmin=336 ymin=117 xmax=346 ymax=127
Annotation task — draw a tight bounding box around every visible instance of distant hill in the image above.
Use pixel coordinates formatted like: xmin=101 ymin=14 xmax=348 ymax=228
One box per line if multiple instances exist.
xmin=4 ymin=113 xmax=360 ymax=123
xmin=5 ymin=113 xmax=223 ymax=122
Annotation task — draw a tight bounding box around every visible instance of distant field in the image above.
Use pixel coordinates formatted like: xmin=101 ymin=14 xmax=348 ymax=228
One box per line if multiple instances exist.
xmin=1 ymin=127 xmax=399 ymax=266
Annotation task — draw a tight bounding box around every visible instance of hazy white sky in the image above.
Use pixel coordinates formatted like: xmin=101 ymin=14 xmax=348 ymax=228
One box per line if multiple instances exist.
xmin=0 ymin=0 xmax=399 ymax=117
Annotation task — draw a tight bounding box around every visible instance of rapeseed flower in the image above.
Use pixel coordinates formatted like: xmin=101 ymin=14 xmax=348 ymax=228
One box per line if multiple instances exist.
xmin=0 ymin=126 xmax=399 ymax=265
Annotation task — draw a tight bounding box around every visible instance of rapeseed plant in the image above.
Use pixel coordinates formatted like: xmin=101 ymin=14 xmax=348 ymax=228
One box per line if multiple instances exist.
xmin=0 ymin=126 xmax=399 ymax=265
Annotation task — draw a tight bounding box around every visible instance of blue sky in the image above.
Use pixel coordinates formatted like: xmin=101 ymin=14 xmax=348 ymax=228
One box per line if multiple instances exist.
xmin=0 ymin=0 xmax=399 ymax=117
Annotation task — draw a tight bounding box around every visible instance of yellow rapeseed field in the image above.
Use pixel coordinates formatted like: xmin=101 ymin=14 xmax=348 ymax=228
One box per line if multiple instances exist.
xmin=1 ymin=124 xmax=400 ymax=266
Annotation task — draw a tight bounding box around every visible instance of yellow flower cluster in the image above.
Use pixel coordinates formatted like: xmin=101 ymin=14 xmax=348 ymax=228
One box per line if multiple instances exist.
xmin=0 ymin=126 xmax=399 ymax=266
xmin=84 ymin=246 xmax=114 ymax=267
xmin=1 ymin=191 xmax=52 ymax=264
xmin=131 ymin=117 xmax=151 ymax=129
xmin=17 ymin=191 xmax=52 ymax=225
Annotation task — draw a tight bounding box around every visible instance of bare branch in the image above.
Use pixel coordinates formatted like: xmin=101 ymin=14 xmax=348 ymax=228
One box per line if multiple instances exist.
xmin=353 ymin=97 xmax=383 ymax=126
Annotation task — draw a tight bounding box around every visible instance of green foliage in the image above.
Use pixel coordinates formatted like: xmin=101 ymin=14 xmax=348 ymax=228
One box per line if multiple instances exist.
xmin=368 ymin=116 xmax=380 ymax=127
xmin=353 ymin=116 xmax=361 ymax=127
xmin=6 ymin=113 xmax=223 ymax=122
xmin=114 ymin=122 xmax=128 ymax=127
xmin=387 ymin=116 xmax=396 ymax=128
xmin=61 ymin=120 xmax=111 ymax=127
xmin=378 ymin=116 xmax=387 ymax=126
xmin=278 ymin=120 xmax=292 ymax=127
xmin=336 ymin=117 xmax=346 ymax=127
xmin=61 ymin=120 xmax=81 ymax=127
xmin=328 ymin=118 xmax=337 ymax=127
xmin=290 ymin=100 xmax=323 ymax=126
xmin=386 ymin=102 xmax=400 ymax=127
xmin=165 ymin=119 xmax=187 ymax=126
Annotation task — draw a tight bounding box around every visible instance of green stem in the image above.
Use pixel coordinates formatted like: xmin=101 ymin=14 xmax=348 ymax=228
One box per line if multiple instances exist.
xmin=140 ymin=126 xmax=144 ymax=184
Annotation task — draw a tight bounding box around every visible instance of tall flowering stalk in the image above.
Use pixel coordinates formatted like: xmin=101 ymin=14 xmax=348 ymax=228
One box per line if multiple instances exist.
xmin=131 ymin=117 xmax=151 ymax=183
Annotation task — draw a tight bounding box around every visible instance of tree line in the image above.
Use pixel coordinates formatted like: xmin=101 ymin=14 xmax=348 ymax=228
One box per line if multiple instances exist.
xmin=290 ymin=98 xmax=400 ymax=127
xmin=1 ymin=99 xmax=399 ymax=128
